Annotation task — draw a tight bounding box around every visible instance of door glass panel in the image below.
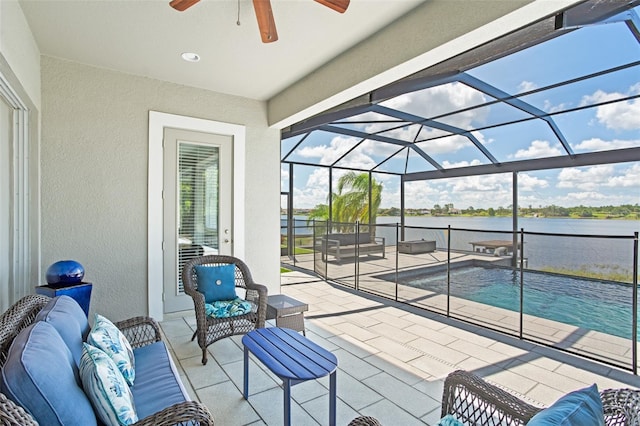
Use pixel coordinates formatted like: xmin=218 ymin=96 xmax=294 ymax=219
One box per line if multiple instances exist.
xmin=177 ymin=142 xmax=220 ymax=293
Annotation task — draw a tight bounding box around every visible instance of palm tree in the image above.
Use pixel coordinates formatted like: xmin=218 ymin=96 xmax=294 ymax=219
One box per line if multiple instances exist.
xmin=307 ymin=172 xmax=383 ymax=233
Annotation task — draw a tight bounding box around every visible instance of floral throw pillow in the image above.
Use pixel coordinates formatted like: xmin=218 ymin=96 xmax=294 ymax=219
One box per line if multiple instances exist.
xmin=87 ymin=313 xmax=135 ymax=386
xmin=79 ymin=343 xmax=138 ymax=425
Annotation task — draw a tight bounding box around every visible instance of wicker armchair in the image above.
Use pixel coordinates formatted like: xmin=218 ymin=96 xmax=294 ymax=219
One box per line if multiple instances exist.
xmin=442 ymin=370 xmax=640 ymax=426
xmin=182 ymin=255 xmax=268 ymax=365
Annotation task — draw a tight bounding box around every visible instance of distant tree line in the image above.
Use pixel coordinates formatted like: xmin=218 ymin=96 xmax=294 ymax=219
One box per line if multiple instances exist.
xmin=375 ymin=204 xmax=640 ymax=219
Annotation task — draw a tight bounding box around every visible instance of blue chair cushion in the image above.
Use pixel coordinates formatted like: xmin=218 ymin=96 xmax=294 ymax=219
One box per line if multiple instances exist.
xmin=35 ymin=295 xmax=90 ymax=367
xmin=527 ymin=384 xmax=604 ymax=426
xmin=130 ymin=341 xmax=189 ymax=420
xmin=195 ymin=264 xmax=237 ymax=302
xmin=205 ymin=298 xmax=254 ymax=318
xmin=0 ymin=321 xmax=97 ymax=426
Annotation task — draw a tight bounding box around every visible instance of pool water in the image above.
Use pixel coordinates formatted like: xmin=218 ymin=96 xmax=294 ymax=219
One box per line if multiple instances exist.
xmin=403 ymin=266 xmax=635 ymax=339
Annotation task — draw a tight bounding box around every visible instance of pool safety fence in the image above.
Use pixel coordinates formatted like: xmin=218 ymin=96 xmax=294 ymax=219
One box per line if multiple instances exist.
xmin=281 ymin=219 xmax=640 ymax=373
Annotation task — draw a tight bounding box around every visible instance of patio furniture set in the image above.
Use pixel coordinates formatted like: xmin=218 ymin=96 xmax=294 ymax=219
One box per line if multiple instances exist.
xmin=1 ymin=254 xmax=639 ymax=425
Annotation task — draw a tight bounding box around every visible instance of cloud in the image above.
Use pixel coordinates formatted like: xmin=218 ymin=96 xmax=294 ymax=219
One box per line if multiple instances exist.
xmin=447 ymin=173 xmax=511 ymax=192
xmin=518 ymin=173 xmax=549 ymax=191
xmin=580 ymin=85 xmax=640 ymax=130
xmin=296 ymin=136 xmax=357 ymax=162
xmin=543 ymin=99 xmax=570 ymax=114
xmin=564 ymin=191 xmax=607 ymax=201
xmin=414 ymin=133 xmax=475 ymax=155
xmin=518 ymin=81 xmax=537 ymax=92
xmin=512 ymin=140 xmax=563 ymax=159
xmin=394 ymin=181 xmax=441 ymax=208
xmin=441 ymin=159 xmax=483 ymax=169
xmin=605 ymin=163 xmax=640 ymax=188
xmin=379 ymin=82 xmax=489 ymax=129
xmin=571 ymin=137 xmax=639 ymax=152
xmin=557 ymin=165 xmax=616 ymax=190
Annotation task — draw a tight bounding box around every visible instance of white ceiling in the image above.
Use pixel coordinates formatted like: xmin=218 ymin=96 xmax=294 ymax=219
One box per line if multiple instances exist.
xmin=19 ymin=0 xmax=425 ymax=101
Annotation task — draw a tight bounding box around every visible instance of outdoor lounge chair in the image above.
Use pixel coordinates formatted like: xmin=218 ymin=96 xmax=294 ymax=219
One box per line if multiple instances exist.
xmin=182 ymin=255 xmax=268 ymax=365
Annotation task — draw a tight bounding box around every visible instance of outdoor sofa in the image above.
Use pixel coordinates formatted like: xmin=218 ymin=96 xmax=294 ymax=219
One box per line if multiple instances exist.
xmin=0 ymin=294 xmax=214 ymax=425
xmin=320 ymin=232 xmax=386 ymax=262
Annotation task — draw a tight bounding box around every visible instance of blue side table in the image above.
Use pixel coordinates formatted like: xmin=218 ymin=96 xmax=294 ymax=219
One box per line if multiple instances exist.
xmin=242 ymin=327 xmax=337 ymax=426
xmin=35 ymin=282 xmax=93 ymax=317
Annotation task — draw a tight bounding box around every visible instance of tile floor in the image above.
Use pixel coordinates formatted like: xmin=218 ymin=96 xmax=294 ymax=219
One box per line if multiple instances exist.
xmin=160 ymin=270 xmax=640 ymax=425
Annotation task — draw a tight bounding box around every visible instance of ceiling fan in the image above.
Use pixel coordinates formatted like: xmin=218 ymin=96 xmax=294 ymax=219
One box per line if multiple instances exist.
xmin=169 ymin=0 xmax=350 ymax=43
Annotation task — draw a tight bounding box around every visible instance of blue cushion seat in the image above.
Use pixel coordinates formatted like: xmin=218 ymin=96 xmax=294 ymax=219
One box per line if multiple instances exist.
xmin=0 ymin=321 xmax=97 ymax=426
xmin=130 ymin=341 xmax=189 ymax=420
xmin=195 ymin=264 xmax=237 ymax=302
xmin=527 ymin=384 xmax=605 ymax=426
xmin=205 ymin=298 xmax=254 ymax=318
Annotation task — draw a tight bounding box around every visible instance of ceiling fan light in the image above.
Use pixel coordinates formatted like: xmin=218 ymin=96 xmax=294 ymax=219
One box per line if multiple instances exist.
xmin=181 ymin=52 xmax=200 ymax=62
xmin=314 ymin=0 xmax=350 ymax=13
xmin=169 ymin=0 xmax=200 ymax=11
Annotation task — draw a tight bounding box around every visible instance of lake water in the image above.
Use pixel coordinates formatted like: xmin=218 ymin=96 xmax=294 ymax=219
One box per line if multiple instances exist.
xmin=284 ymin=215 xmax=640 ymax=274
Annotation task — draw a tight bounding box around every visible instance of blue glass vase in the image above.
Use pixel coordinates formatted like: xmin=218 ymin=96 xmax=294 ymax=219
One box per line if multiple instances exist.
xmin=45 ymin=260 xmax=85 ymax=286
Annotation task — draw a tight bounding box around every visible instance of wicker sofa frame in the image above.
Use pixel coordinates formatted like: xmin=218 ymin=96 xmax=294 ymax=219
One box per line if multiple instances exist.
xmin=0 ymin=294 xmax=214 ymax=426
xmin=442 ymin=370 xmax=640 ymax=426
xmin=348 ymin=370 xmax=640 ymax=425
xmin=182 ymin=255 xmax=268 ymax=365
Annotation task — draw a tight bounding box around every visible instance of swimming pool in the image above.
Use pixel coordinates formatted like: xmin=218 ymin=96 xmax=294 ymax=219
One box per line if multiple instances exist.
xmin=395 ymin=265 xmax=635 ymax=339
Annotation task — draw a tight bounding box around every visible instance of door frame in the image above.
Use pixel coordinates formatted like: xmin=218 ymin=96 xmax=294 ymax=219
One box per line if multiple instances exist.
xmin=148 ymin=111 xmax=246 ymax=320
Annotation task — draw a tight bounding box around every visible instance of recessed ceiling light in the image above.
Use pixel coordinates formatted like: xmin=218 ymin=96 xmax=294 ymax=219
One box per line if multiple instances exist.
xmin=181 ymin=52 xmax=200 ymax=62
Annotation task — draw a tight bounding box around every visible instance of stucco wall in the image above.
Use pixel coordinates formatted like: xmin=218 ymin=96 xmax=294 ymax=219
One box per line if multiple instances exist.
xmin=41 ymin=56 xmax=281 ymax=321
xmin=0 ymin=0 xmax=41 ymax=109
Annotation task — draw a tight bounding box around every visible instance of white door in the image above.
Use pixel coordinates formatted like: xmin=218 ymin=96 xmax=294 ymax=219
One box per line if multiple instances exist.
xmin=0 ymin=96 xmax=11 ymax=312
xmin=163 ymin=128 xmax=233 ymax=313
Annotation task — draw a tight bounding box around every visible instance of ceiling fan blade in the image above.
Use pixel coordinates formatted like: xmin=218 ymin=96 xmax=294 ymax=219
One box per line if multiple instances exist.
xmin=169 ymin=0 xmax=200 ymax=12
xmin=314 ymin=0 xmax=350 ymax=13
xmin=253 ymin=0 xmax=278 ymax=43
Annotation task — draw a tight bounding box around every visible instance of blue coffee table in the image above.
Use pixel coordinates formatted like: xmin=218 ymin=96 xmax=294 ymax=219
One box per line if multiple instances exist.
xmin=242 ymin=327 xmax=338 ymax=426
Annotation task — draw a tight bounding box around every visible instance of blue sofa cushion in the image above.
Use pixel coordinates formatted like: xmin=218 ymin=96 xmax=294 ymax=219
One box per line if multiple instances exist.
xmin=527 ymin=384 xmax=604 ymax=426
xmin=35 ymin=295 xmax=90 ymax=367
xmin=0 ymin=321 xmax=97 ymax=426
xmin=130 ymin=341 xmax=189 ymax=420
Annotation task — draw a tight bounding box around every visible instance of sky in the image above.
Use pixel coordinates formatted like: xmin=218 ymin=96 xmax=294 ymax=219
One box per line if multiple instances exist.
xmin=281 ymin=6 xmax=640 ymax=210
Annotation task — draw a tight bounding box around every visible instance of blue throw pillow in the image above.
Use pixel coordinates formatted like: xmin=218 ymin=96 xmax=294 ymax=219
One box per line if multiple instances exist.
xmin=195 ymin=264 xmax=237 ymax=303
xmin=527 ymin=384 xmax=604 ymax=426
